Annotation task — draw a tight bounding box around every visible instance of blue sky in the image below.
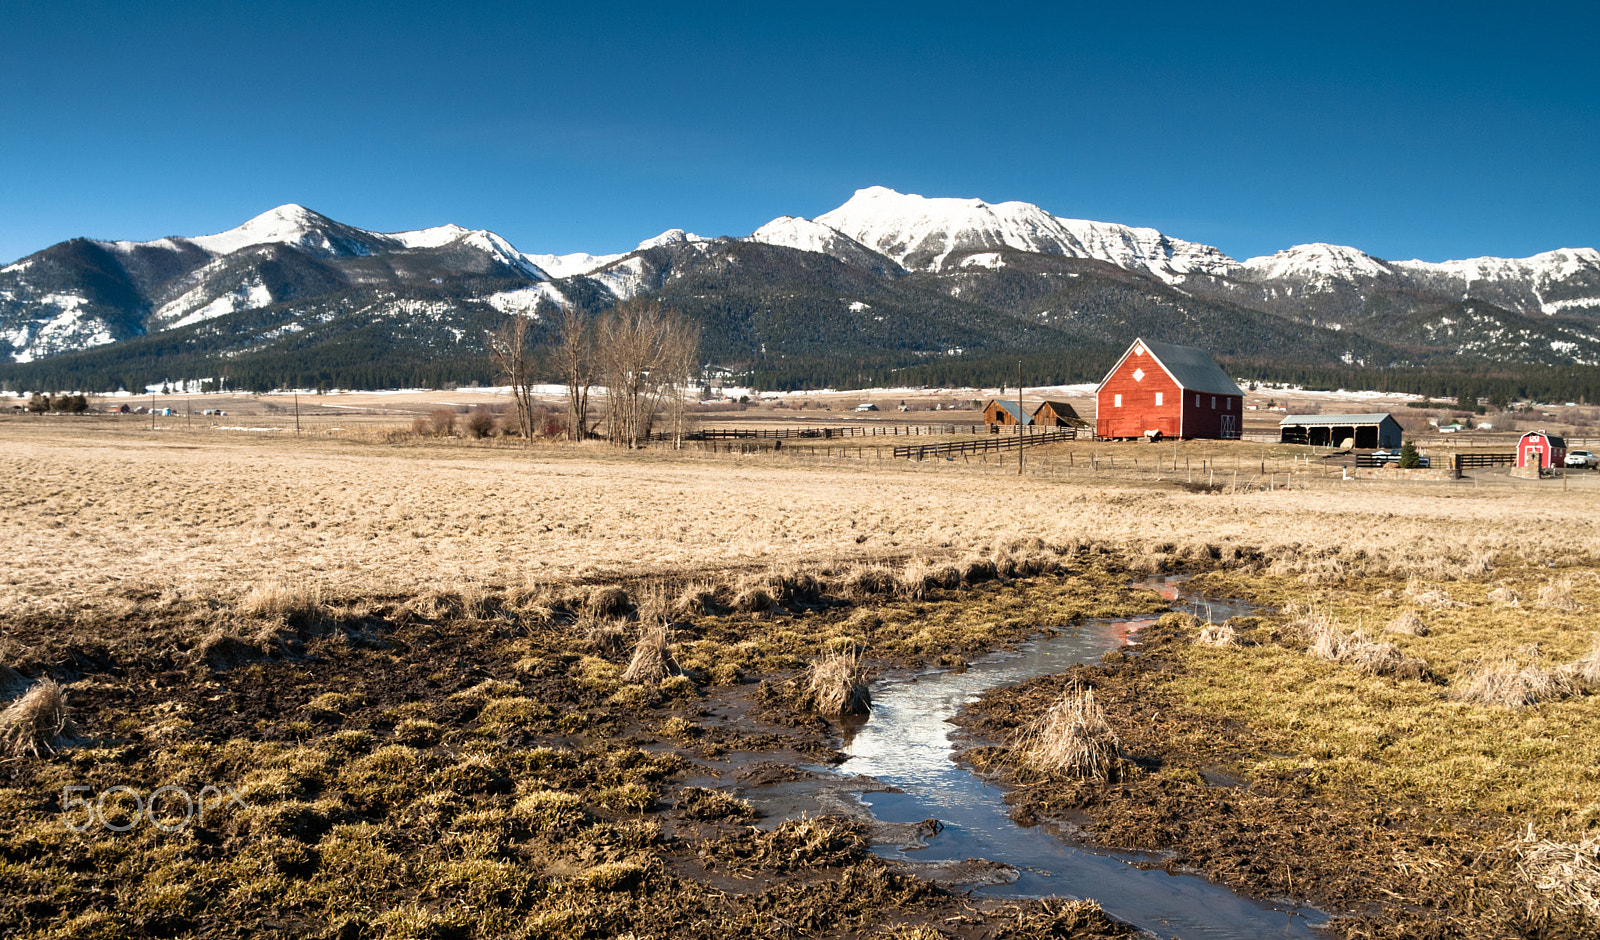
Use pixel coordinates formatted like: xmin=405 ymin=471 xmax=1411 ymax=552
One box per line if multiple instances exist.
xmin=2 ymin=1 xmax=1596 ymax=265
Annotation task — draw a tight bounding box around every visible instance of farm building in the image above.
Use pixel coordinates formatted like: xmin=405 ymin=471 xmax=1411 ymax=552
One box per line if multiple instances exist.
xmin=983 ymin=399 xmax=1033 ymax=427
xmin=1278 ymin=413 xmax=1401 ymax=449
xmin=1517 ymin=430 xmax=1566 ymax=469
xmin=1031 ymin=400 xmax=1088 ymax=428
xmin=1095 ymin=338 xmax=1243 ymax=440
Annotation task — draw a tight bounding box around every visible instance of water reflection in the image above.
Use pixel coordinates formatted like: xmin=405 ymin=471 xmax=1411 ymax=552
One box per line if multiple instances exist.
xmin=833 ymin=579 xmax=1325 ymax=939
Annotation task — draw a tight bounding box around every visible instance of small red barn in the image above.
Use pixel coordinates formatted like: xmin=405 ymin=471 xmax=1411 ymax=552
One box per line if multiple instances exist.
xmin=1517 ymin=430 xmax=1566 ymax=469
xmin=1095 ymin=338 xmax=1243 ymax=440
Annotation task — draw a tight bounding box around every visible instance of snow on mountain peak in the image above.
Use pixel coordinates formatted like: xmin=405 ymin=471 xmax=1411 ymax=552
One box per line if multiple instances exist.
xmin=636 ymin=229 xmax=702 ymax=251
xmin=1241 ymin=243 xmax=1392 ymax=282
xmin=813 ymin=187 xmax=1235 ymax=281
xmin=189 ymin=203 xmax=347 ymax=256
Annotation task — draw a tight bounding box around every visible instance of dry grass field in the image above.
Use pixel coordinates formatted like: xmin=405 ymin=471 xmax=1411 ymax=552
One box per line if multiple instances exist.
xmin=1 ymin=415 xmax=1598 ymax=938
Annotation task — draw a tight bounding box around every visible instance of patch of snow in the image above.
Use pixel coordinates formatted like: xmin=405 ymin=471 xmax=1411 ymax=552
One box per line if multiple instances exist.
xmin=387 ymin=224 xmax=471 ymax=249
xmin=848 ymin=301 xmax=871 ymax=312
xmin=636 ymin=229 xmax=703 ymax=251
xmin=190 ymin=204 xmax=348 ymax=256
xmin=524 ymin=250 xmax=625 ymax=279
xmin=958 ymin=252 xmax=1006 ymax=269
xmin=1241 ymin=243 xmax=1392 ymax=282
xmin=167 ymin=279 xmax=274 ymax=329
xmin=486 ymin=283 xmax=567 ymax=316
xmin=590 ymin=257 xmax=651 ymax=302
xmin=2 ymin=260 xmax=33 ymax=274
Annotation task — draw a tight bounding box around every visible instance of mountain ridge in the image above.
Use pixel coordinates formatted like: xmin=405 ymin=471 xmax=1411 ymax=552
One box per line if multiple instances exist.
xmin=3 ymin=189 xmax=1599 ymax=390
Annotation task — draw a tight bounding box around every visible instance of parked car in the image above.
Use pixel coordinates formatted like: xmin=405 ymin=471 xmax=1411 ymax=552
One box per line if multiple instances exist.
xmin=1565 ymin=449 xmax=1598 ymax=469
xmin=1369 ymin=449 xmax=1430 ymax=468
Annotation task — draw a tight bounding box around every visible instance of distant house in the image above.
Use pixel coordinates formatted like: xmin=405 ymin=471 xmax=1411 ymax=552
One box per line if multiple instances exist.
xmin=983 ymin=399 xmax=1033 ymax=427
xmin=1095 ymin=338 xmax=1243 ymax=440
xmin=1517 ymin=430 xmax=1566 ymax=469
xmin=1278 ymin=413 xmax=1402 ymax=450
xmin=1031 ymin=400 xmax=1088 ymax=428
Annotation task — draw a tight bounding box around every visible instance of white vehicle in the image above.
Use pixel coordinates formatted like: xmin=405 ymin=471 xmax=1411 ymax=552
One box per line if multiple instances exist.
xmin=1565 ymin=449 xmax=1598 ymax=469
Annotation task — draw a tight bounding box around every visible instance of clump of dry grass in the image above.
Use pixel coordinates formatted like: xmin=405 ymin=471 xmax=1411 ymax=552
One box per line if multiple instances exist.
xmin=621 ymin=622 xmax=676 ymax=685
xmin=1404 ymin=578 xmax=1467 ymax=610
xmin=1557 ymin=636 xmax=1600 ymax=691
xmin=585 ymin=586 xmax=632 ymax=619
xmin=838 ymin=565 xmax=897 ymax=599
xmin=801 ymin=648 xmax=870 ymax=717
xmin=1016 ymin=684 xmax=1121 ymax=781
xmin=238 ymin=581 xmax=323 ymax=621
xmin=1384 ymin=610 xmax=1429 ymax=637
xmin=1537 ymin=578 xmax=1583 ymax=611
xmin=1454 ymin=654 xmax=1577 ymax=708
xmin=1306 ymin=620 xmax=1433 ymax=681
xmin=1487 ymin=586 xmax=1522 ymax=606
xmin=0 ymin=679 xmax=74 ymax=757
xmin=583 ymin=618 xmax=629 ymax=658
xmin=730 ymin=583 xmax=777 ymax=613
xmin=1516 ymin=826 xmax=1600 ymax=920
xmin=896 ymin=559 xmax=960 ymax=601
xmin=1195 ymin=621 xmax=1239 ymax=647
xmin=672 ymin=581 xmax=720 ymax=617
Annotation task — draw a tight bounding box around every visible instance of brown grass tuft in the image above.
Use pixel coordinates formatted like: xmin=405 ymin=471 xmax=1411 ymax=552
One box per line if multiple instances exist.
xmin=583 ymin=619 xmax=629 ymax=658
xmin=1404 ymin=578 xmax=1467 ymax=610
xmin=585 ymin=586 xmax=632 ymax=619
xmin=621 ymin=622 xmax=676 ymax=685
xmin=1016 ymin=683 xmax=1121 ymax=781
xmin=1308 ymin=620 xmax=1433 ymax=680
xmin=1195 ymin=621 xmax=1239 ymax=647
xmin=238 ymin=581 xmax=323 ymax=621
xmin=1454 ymin=654 xmax=1578 ymax=708
xmin=1487 ymin=586 xmax=1522 ymax=606
xmin=1384 ymin=610 xmax=1429 ymax=637
xmin=802 ymin=648 xmax=871 ymax=717
xmin=1557 ymin=635 xmax=1600 ymax=690
xmin=1537 ymin=578 xmax=1583 ymax=611
xmin=1516 ymin=826 xmax=1600 ymax=920
xmin=0 ymin=679 xmax=74 ymax=757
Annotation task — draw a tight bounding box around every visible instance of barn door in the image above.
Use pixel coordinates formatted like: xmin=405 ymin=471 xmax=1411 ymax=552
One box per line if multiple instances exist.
xmin=1220 ymin=415 xmax=1237 ymax=439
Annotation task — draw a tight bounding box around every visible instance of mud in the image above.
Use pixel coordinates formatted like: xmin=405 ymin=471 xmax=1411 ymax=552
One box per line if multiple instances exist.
xmin=954 ymin=617 xmax=1595 ymax=939
xmin=0 ymin=564 xmax=1151 ymax=939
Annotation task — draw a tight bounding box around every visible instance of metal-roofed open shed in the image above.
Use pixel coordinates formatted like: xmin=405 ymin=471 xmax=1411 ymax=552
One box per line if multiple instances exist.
xmin=1279 ymin=413 xmax=1401 ymax=449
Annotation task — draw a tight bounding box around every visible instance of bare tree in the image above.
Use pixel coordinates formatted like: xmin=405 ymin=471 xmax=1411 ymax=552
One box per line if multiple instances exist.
xmin=595 ymin=300 xmax=698 ymax=448
xmin=556 ymin=306 xmax=593 ymax=441
xmin=488 ymin=314 xmax=538 ymax=442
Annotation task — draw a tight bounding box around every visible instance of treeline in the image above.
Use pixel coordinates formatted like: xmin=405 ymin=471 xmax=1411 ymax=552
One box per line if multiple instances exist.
xmin=742 ymin=346 xmax=1125 ymax=392
xmin=1228 ymin=360 xmax=1599 ymax=405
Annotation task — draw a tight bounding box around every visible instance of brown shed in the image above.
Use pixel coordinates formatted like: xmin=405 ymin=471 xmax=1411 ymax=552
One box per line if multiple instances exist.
xmin=1031 ymin=400 xmax=1087 ymax=428
xmin=982 ymin=399 xmax=1033 ymax=427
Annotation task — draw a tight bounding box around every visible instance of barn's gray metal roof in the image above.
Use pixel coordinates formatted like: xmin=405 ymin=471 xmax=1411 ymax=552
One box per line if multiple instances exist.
xmin=1277 ymin=413 xmax=1399 ymax=426
xmin=987 ymin=399 xmax=1034 ymax=424
xmin=1135 ymin=339 xmax=1244 ymax=396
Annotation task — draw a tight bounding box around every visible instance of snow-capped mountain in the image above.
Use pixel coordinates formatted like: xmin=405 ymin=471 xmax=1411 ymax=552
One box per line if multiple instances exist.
xmin=808 ymin=186 xmax=1237 ymax=282
xmin=4 ymin=189 xmax=1600 ymax=381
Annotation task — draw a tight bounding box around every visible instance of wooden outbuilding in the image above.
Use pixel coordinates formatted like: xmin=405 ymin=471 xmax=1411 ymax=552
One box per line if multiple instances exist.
xmin=1031 ymin=400 xmax=1088 ymax=428
xmin=1095 ymin=338 xmax=1243 ymax=440
xmin=1517 ymin=430 xmax=1566 ymax=469
xmin=1278 ymin=413 xmax=1402 ymax=450
xmin=983 ymin=399 xmax=1033 ymax=427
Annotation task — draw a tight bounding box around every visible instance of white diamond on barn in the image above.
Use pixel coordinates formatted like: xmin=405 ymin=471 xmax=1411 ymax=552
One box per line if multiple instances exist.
xmin=1132 ymin=368 xmax=1145 ymax=382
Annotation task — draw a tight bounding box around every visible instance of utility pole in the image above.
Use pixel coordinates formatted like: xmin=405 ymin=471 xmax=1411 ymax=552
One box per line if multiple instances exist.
xmin=1017 ymin=360 xmax=1024 ymax=475
xmin=150 ymin=392 xmax=156 ymax=430
xmin=295 ymin=392 xmax=301 ymax=435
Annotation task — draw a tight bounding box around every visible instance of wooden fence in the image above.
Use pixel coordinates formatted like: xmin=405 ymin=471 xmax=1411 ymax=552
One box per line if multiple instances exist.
xmin=1454 ymin=452 xmax=1516 ymax=470
xmin=680 ymin=423 xmax=990 ymax=440
xmin=894 ymin=428 xmax=1077 ymax=460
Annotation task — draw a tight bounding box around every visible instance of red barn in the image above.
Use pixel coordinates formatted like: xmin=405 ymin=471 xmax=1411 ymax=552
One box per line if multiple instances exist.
xmin=1517 ymin=430 xmax=1566 ymax=469
xmin=1096 ymin=338 xmax=1243 ymax=440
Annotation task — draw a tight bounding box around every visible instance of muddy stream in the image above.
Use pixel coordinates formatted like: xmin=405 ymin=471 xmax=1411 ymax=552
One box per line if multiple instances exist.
xmin=750 ymin=578 xmax=1328 ymax=939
